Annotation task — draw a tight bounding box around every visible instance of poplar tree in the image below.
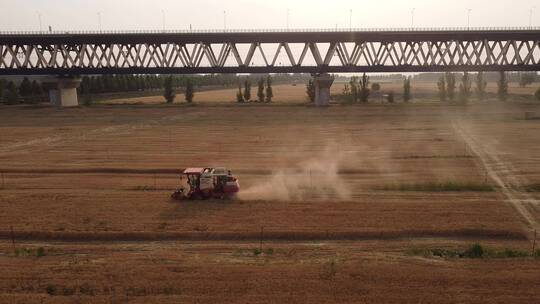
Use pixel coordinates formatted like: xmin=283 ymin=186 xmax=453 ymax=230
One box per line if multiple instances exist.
xmin=437 ymin=75 xmax=446 ymax=101
xmin=446 ymin=73 xmax=456 ymax=101
xmin=497 ymin=71 xmax=508 ymax=101
xmin=243 ymin=80 xmax=251 ymax=102
xmin=163 ymin=75 xmax=176 ymax=103
xmin=403 ymin=76 xmax=412 ymax=102
xmin=459 ymin=72 xmax=472 ymax=102
xmin=306 ymin=79 xmax=316 ymax=102
xmin=359 ymin=73 xmax=370 ymax=102
xmin=265 ymin=76 xmax=274 ymax=102
xmin=185 ymin=78 xmax=194 ymax=103
xmin=475 ymin=72 xmax=487 ymax=101
xmin=257 ymin=78 xmax=265 ymax=102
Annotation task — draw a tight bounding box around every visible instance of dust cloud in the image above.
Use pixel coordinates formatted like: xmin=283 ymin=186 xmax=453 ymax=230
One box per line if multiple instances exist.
xmin=238 ymin=145 xmax=353 ymax=201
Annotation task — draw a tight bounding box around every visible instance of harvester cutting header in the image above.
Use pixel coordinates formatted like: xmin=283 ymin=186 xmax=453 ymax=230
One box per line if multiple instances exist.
xmin=171 ymin=167 xmax=240 ymax=200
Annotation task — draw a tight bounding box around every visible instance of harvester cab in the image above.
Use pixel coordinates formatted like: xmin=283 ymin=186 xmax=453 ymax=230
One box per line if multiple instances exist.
xmin=171 ymin=167 xmax=240 ymax=201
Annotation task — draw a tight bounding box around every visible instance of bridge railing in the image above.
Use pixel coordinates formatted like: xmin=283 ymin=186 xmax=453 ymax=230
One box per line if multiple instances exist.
xmin=1 ymin=26 xmax=540 ymax=35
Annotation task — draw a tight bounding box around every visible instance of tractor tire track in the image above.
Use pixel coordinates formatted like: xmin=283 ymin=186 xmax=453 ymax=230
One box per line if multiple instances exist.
xmin=453 ymin=121 xmax=539 ymax=240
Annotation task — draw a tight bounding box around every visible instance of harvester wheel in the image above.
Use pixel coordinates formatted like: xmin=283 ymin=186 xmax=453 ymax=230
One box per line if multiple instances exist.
xmin=171 ymin=189 xmax=186 ymax=201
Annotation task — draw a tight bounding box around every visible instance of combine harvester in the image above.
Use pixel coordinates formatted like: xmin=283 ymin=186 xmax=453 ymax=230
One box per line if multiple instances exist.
xmin=171 ymin=168 xmax=240 ymax=201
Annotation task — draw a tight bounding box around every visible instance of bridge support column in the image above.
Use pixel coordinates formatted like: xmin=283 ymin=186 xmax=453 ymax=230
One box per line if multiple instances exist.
xmin=44 ymin=77 xmax=82 ymax=107
xmin=313 ymin=73 xmax=334 ymax=106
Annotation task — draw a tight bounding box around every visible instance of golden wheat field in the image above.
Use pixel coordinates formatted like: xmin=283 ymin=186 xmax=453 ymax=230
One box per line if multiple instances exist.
xmin=1 ymin=86 xmax=540 ymax=303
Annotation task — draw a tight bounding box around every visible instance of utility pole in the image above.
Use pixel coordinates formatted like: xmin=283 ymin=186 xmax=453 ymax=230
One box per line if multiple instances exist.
xmin=467 ymin=9 xmax=472 ymax=29
xmin=411 ymin=8 xmax=415 ymax=29
xmin=37 ymin=12 xmax=42 ymax=32
xmin=97 ymin=12 xmax=102 ymax=32
xmin=161 ymin=10 xmax=165 ymax=32
xmin=286 ymin=9 xmax=290 ymax=30
xmin=349 ymin=9 xmax=352 ymax=31
xmin=531 ymin=7 xmax=536 ymax=27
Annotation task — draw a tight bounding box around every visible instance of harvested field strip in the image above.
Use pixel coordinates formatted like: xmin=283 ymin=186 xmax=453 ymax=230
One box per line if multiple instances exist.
xmin=524 ymin=184 xmax=540 ymax=192
xmin=376 ymin=182 xmax=495 ymax=192
xmin=407 ymin=244 xmax=540 ymax=259
xmin=392 ymin=155 xmax=475 ymax=160
xmin=0 ymin=229 xmax=527 ymax=243
xmin=0 ymin=168 xmax=378 ymax=175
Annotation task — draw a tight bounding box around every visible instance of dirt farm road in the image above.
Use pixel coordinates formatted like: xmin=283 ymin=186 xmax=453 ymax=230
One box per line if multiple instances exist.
xmin=453 ymin=121 xmax=540 ymax=240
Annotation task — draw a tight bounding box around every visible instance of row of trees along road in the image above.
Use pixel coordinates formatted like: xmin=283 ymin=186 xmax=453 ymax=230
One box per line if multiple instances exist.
xmin=438 ymin=71 xmax=509 ymax=102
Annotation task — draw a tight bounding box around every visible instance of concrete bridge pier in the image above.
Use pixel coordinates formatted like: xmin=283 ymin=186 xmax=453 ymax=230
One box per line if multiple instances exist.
xmin=44 ymin=77 xmax=82 ymax=107
xmin=313 ymin=73 xmax=334 ymax=106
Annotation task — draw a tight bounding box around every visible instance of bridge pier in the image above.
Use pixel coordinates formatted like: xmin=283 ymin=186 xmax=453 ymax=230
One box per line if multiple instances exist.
xmin=313 ymin=73 xmax=334 ymax=106
xmin=44 ymin=77 xmax=81 ymax=107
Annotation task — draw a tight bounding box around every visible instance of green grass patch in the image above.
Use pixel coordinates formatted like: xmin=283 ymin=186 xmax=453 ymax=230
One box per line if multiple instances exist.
xmin=393 ymin=155 xmax=474 ymax=160
xmin=377 ymin=182 xmax=494 ymax=192
xmin=14 ymin=247 xmax=47 ymax=258
xmin=524 ymin=184 xmax=540 ymax=192
xmin=407 ymin=243 xmax=533 ymax=259
xmin=46 ymin=284 xmax=57 ymax=296
xmin=319 ymin=258 xmax=338 ymax=281
xmin=233 ymin=247 xmax=275 ymax=257
xmin=463 ymin=243 xmax=484 ymax=258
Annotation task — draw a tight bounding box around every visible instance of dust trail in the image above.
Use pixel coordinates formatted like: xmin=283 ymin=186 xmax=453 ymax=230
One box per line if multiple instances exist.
xmin=238 ymin=146 xmax=353 ymax=201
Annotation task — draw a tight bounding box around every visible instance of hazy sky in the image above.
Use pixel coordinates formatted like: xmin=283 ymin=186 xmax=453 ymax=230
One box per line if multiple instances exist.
xmin=1 ymin=0 xmax=538 ymax=32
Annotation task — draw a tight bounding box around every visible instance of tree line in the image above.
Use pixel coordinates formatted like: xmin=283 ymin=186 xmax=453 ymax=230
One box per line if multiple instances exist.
xmin=78 ymin=73 xmax=311 ymax=96
xmin=327 ymin=71 xmax=540 ymax=104
xmin=235 ymin=76 xmax=274 ymax=103
xmin=1 ymin=72 xmax=540 ymax=105
xmin=78 ymin=74 xmax=242 ymax=95
xmin=0 ymin=77 xmax=45 ymax=104
xmin=414 ymin=71 xmax=538 ymax=87
xmin=161 ymin=75 xmax=274 ymax=104
xmin=163 ymin=76 xmax=195 ymax=103
xmin=437 ymin=71 xmax=508 ymax=102
xmin=326 ymin=73 xmax=412 ymax=103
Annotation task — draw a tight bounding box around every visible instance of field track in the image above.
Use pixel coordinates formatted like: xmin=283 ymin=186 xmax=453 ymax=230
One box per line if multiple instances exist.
xmin=453 ymin=121 xmax=540 ymax=240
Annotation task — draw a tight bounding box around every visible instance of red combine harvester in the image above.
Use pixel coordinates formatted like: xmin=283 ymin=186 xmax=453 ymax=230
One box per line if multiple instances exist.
xmin=171 ymin=167 xmax=240 ymax=200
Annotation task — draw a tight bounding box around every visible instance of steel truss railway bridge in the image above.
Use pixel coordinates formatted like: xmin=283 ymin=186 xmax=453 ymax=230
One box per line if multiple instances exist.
xmin=1 ymin=27 xmax=539 ymax=106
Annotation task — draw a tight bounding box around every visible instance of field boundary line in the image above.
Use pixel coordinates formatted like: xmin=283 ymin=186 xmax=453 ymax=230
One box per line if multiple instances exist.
xmin=0 ymin=229 xmax=527 ymax=243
